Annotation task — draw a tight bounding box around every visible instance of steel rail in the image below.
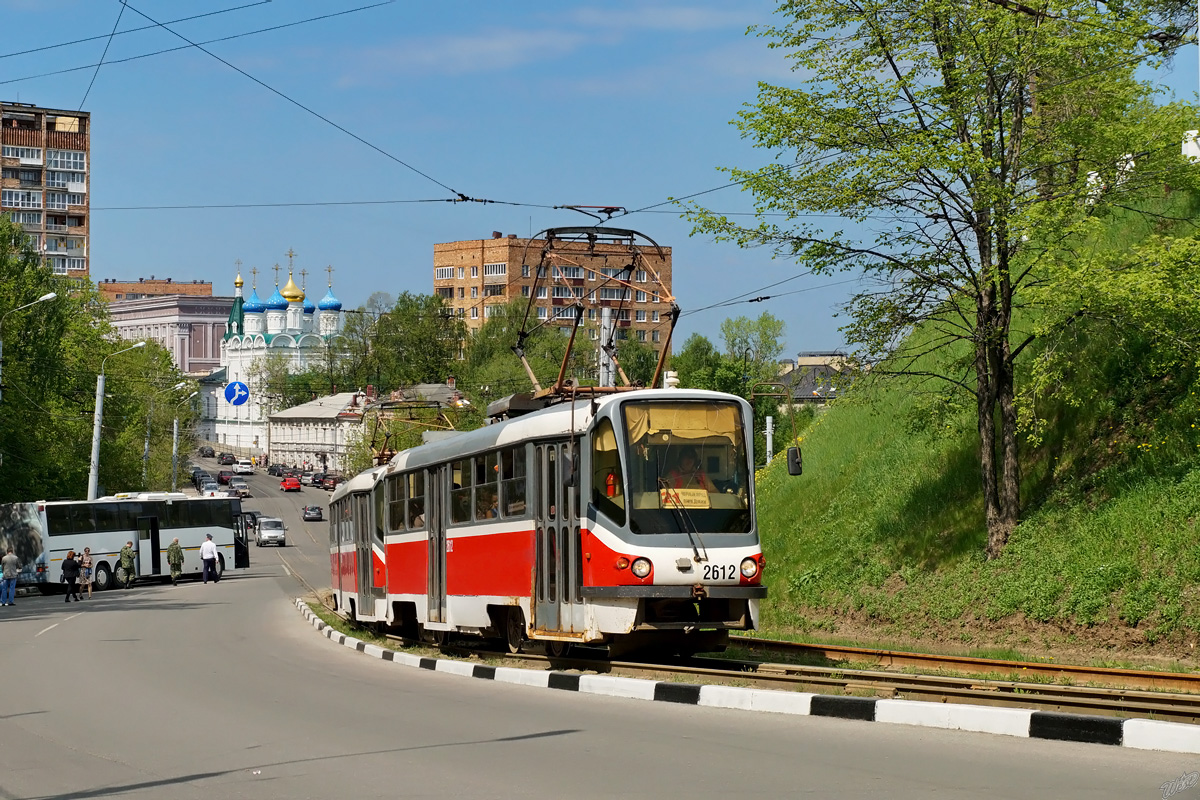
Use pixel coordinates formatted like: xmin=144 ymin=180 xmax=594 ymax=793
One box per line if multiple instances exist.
xmin=730 ymin=636 xmax=1200 ymax=693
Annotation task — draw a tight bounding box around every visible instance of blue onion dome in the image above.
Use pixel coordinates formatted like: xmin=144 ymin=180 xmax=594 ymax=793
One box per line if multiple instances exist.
xmin=318 ymin=287 xmax=342 ymax=311
xmin=303 ymin=296 xmax=316 ymax=314
xmin=265 ymin=286 xmax=288 ymax=311
xmin=243 ymin=288 xmax=265 ymax=313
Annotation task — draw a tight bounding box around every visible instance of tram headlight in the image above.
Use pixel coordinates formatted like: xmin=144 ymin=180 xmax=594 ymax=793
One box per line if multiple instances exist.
xmin=631 ymin=557 xmax=652 ymax=579
xmin=740 ymin=557 xmax=760 ymax=579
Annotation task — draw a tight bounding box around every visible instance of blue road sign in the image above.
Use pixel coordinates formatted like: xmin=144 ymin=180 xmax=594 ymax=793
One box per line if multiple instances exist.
xmin=224 ymin=381 xmax=250 ymax=406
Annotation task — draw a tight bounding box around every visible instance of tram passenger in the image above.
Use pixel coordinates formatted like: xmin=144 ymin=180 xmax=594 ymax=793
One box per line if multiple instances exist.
xmin=667 ymin=446 xmax=711 ymax=491
xmin=476 ymin=488 xmax=499 ymax=519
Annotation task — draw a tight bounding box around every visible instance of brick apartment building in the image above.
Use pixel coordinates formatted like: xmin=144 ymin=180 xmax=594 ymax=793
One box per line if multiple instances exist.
xmin=433 ymin=231 xmax=675 ymax=352
xmin=96 ymin=276 xmax=214 ymax=302
xmin=1 ymin=102 xmax=90 ymax=277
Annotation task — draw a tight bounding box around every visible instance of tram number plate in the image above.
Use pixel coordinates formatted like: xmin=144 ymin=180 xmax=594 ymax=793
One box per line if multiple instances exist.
xmin=703 ymin=563 xmax=737 ymax=581
xmin=660 ymin=488 xmax=710 ymax=509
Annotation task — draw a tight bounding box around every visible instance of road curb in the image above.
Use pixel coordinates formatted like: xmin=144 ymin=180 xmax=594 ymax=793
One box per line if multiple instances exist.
xmin=294 ymin=598 xmax=1200 ymax=753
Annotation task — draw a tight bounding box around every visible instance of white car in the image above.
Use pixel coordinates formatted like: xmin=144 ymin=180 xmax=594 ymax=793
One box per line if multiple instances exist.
xmin=233 ymin=459 xmax=255 ymax=475
xmin=256 ymin=517 xmax=287 ymax=547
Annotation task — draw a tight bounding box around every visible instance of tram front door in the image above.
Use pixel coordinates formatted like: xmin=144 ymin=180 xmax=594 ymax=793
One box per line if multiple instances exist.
xmin=534 ymin=442 xmax=582 ymax=634
xmin=427 ymin=466 xmax=447 ymax=624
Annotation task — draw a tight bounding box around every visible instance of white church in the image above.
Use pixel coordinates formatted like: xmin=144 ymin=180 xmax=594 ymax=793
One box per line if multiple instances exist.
xmin=198 ymin=260 xmax=343 ymax=457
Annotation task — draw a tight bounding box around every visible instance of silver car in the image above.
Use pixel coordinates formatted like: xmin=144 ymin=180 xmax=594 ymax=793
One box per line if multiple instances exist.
xmin=229 ymin=478 xmax=251 ymax=498
xmin=256 ymin=517 xmax=287 ymax=547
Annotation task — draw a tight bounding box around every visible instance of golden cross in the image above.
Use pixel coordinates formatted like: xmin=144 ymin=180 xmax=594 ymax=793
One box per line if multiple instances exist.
xmin=250 ymin=266 xmax=259 ymax=289
xmin=300 ymin=268 xmax=308 ymax=290
xmin=235 ymin=258 xmax=242 ymax=271
xmin=286 ymin=248 xmax=297 ymax=270
xmin=272 ymin=263 xmax=281 ymax=285
xmin=326 ymin=264 xmax=335 ymax=287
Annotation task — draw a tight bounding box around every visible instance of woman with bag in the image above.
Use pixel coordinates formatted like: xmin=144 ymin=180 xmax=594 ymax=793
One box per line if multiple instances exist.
xmin=78 ymin=547 xmax=93 ymax=599
xmin=61 ymin=551 xmax=81 ymax=603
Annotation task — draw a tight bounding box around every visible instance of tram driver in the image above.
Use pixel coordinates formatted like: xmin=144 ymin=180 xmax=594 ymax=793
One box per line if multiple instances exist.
xmin=667 ymin=446 xmax=712 ymax=491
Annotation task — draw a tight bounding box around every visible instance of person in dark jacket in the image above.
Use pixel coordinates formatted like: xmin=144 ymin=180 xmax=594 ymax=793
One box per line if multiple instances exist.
xmin=61 ymin=551 xmax=82 ymax=602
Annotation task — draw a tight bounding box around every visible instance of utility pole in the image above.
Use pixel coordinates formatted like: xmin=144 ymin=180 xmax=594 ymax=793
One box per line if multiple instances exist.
xmin=599 ymin=307 xmax=615 ymax=387
xmin=89 ymin=342 xmax=145 ymax=500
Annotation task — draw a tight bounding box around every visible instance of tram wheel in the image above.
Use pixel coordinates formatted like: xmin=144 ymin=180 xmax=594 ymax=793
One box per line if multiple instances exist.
xmin=504 ymin=608 xmax=526 ymax=654
xmin=546 ymin=641 xmax=573 ymax=659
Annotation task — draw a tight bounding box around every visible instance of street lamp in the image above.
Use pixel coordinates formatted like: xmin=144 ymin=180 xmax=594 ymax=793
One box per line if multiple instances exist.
xmin=144 ymin=381 xmax=188 ymax=489
xmin=171 ymin=391 xmax=199 ymax=491
xmin=0 ymin=292 xmax=57 ymax=405
xmin=87 ymin=341 xmax=146 ymax=500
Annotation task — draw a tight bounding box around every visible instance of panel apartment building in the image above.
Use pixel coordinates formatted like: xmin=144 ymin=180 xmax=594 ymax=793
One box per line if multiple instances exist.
xmin=433 ymin=231 xmax=674 ymax=352
xmin=1 ymin=102 xmax=90 ymax=277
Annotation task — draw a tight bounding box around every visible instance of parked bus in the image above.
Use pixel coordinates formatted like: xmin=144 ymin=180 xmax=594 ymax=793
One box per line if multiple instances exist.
xmin=0 ymin=493 xmax=250 ymax=591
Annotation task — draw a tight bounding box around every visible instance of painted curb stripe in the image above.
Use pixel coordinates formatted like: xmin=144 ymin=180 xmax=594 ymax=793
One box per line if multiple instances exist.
xmin=655 ymin=682 xmax=702 ymax=705
xmin=1030 ymin=711 xmax=1123 ymax=746
xmin=292 ymin=599 xmax=1191 ymax=754
xmin=811 ymin=695 xmax=876 ymax=721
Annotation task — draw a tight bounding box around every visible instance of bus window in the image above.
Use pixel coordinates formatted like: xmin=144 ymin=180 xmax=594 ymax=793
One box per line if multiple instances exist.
xmin=46 ymin=505 xmax=71 ymax=536
xmin=94 ymin=503 xmax=121 ymax=532
xmin=591 ymin=418 xmax=625 ymax=526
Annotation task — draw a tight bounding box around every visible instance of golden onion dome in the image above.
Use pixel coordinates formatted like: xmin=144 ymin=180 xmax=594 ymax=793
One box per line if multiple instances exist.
xmin=280 ymin=272 xmax=304 ymax=302
xmin=234 ymin=272 xmax=244 ymax=288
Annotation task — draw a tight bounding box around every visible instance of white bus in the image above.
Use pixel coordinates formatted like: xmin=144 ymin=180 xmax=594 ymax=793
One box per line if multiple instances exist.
xmin=0 ymin=493 xmax=250 ymax=591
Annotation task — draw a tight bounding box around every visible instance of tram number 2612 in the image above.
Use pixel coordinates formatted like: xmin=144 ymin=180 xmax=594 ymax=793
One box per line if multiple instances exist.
xmin=704 ymin=563 xmax=737 ymax=581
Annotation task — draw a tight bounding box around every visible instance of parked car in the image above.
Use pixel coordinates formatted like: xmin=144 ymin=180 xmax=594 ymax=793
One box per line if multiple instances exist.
xmin=267 ymin=464 xmax=284 ymax=477
xmin=256 ymin=517 xmax=287 ymax=546
xmin=233 ymin=459 xmax=255 ymax=475
xmin=301 ymin=505 xmax=323 ymax=522
xmin=217 ymin=470 xmax=234 ymax=485
xmin=218 ymin=453 xmax=236 ymax=465
xmin=280 ymin=476 xmax=301 ymax=492
xmin=306 ymin=471 xmax=325 ymax=486
xmin=198 ymin=445 xmax=215 ymax=458
xmin=199 ymin=480 xmax=219 ymax=496
xmin=194 ymin=471 xmax=212 ymax=489
xmin=229 ymin=478 xmax=251 ymax=498
xmin=320 ymin=474 xmax=341 ymax=490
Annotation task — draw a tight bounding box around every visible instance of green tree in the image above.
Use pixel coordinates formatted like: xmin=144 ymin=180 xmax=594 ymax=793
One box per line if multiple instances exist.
xmin=689 ymin=0 xmax=1198 ymax=557
xmin=720 ymin=312 xmax=785 ymax=382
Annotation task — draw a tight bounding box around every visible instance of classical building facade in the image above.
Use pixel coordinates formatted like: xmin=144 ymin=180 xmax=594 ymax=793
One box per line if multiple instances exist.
xmin=267 ymin=392 xmax=367 ymax=473
xmin=1 ymin=102 xmax=91 ymax=277
xmin=108 ymin=294 xmax=233 ymax=375
xmin=198 ymin=265 xmax=343 ymax=455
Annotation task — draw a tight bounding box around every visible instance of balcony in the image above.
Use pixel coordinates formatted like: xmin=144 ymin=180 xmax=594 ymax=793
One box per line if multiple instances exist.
xmin=43 ymin=244 xmax=67 ymax=255
xmin=45 ymin=223 xmax=66 ymax=233
xmin=20 ymin=222 xmax=40 ymax=232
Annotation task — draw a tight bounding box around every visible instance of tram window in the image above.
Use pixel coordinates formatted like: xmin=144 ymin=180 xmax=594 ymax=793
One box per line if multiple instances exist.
xmin=591 ymin=418 xmax=626 ymax=526
xmin=475 ymin=452 xmax=500 ymax=521
xmin=407 ymin=471 xmax=425 ymax=528
xmin=374 ymin=483 xmax=386 ymax=544
xmin=450 ymin=459 xmax=472 ymax=524
xmin=386 ymin=474 xmax=406 ymax=532
xmin=501 ymin=446 xmax=527 ymax=517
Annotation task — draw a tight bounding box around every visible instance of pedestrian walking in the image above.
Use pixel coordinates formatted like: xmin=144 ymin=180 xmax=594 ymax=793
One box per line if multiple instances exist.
xmin=61 ymin=550 xmax=81 ymax=602
xmin=78 ymin=547 xmax=93 ymax=599
xmin=1 ymin=547 xmax=20 ymax=606
xmin=118 ymin=540 xmax=136 ymax=589
xmin=167 ymin=537 xmax=185 ymax=585
xmin=199 ymin=534 xmax=219 ymax=584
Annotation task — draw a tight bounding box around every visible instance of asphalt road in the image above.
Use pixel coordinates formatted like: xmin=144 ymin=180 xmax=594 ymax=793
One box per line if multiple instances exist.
xmin=0 ymin=462 xmax=1193 ymax=798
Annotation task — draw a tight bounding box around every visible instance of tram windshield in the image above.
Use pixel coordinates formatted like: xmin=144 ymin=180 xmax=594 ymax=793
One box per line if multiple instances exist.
xmin=619 ymin=400 xmax=752 ymax=534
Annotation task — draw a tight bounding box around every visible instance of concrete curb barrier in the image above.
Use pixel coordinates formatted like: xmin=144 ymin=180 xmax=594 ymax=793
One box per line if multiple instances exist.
xmin=294 ymin=598 xmax=1199 ymax=753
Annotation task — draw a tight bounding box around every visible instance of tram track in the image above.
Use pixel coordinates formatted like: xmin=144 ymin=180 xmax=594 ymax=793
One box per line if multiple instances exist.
xmin=292 ymin=594 xmax=1200 ymax=725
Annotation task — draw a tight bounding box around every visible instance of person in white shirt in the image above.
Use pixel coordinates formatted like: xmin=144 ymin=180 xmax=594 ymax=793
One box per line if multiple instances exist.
xmin=199 ymin=534 xmax=219 ymax=584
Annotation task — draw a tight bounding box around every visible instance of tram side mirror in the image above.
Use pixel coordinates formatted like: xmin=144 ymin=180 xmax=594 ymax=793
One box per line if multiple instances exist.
xmin=563 ymin=451 xmax=579 ymax=487
xmin=786 ymin=447 xmax=803 ymax=476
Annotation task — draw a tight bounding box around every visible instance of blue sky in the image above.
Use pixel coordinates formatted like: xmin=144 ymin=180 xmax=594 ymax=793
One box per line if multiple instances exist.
xmin=2 ymin=1 xmax=1196 ymax=357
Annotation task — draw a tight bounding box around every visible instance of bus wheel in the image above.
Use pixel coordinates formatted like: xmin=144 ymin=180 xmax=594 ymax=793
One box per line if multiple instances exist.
xmin=93 ymin=563 xmax=112 ymax=592
xmin=216 ymin=555 xmax=225 ymax=579
xmin=115 ymin=565 xmax=131 ymax=589
xmin=504 ymin=608 xmax=526 ymax=654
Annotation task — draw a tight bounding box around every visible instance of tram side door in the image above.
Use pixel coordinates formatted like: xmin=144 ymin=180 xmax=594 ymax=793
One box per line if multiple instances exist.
xmin=354 ymin=492 xmax=373 ymax=618
xmin=136 ymin=516 xmax=161 ymax=576
xmin=427 ymin=466 xmax=447 ymax=624
xmin=535 ymin=443 xmax=580 ymax=633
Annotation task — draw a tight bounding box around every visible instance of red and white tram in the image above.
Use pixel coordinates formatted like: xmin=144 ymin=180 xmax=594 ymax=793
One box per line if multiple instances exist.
xmin=329 ymin=388 xmax=766 ymax=655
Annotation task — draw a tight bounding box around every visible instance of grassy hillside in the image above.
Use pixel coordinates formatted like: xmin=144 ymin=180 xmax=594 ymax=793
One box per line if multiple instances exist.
xmin=754 ymin=196 xmax=1200 ymax=663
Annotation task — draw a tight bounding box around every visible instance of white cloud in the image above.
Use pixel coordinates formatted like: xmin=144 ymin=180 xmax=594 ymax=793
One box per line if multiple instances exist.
xmin=346 ymin=28 xmax=589 ymax=79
